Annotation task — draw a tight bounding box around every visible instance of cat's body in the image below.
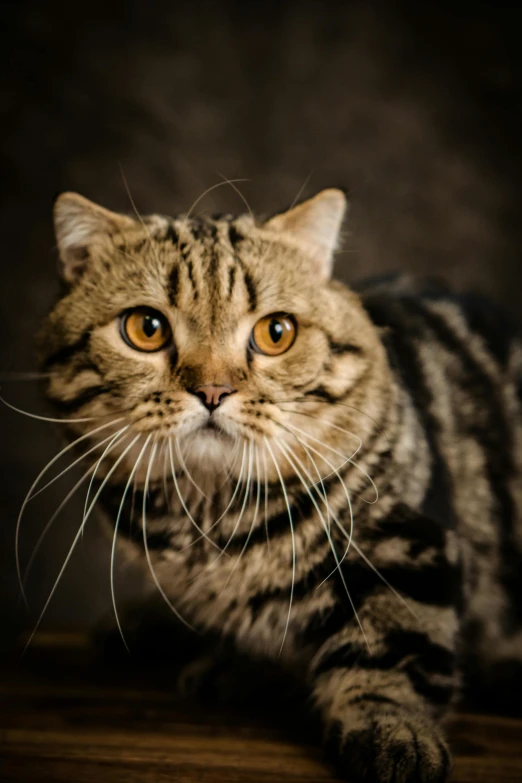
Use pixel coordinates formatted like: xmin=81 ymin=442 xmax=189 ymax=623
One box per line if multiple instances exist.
xmin=36 ymin=189 xmax=522 ymax=782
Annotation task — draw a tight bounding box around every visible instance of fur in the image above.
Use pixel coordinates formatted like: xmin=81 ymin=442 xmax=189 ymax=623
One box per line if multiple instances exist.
xmin=36 ymin=189 xmax=522 ymax=782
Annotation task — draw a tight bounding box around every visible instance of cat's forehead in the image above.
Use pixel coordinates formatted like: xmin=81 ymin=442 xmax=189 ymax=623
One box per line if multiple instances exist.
xmin=112 ymin=213 xmax=311 ymax=325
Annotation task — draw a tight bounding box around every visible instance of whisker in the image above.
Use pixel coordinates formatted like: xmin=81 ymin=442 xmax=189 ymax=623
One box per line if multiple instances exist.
xmin=182 ymin=440 xmax=248 ymax=549
xmin=183 ymin=178 xmax=250 ymax=224
xmin=110 ymin=434 xmax=151 ymax=652
xmin=21 ymin=432 xmax=140 ymax=657
xmin=285 ymin=421 xmax=378 ymax=503
xmin=175 ymin=439 xmax=209 ymax=500
xmin=222 ymin=444 xmax=261 ymax=588
xmin=264 ymin=437 xmax=296 ymax=656
xmin=29 ymin=421 xmax=127 ymax=501
xmin=0 ymin=371 xmax=58 ymax=381
xmin=279 ymin=407 xmax=363 ymax=459
xmin=288 ymin=172 xmax=313 ymax=209
xmin=216 ymin=172 xmax=254 ymax=222
xmin=16 ymin=420 xmax=128 ymax=604
xmin=161 ymin=438 xmax=171 ymax=511
xmin=284 ymin=429 xmax=354 ymax=535
xmin=22 ymin=458 xmax=99 ymax=593
xmin=210 ymin=439 xmax=254 ymax=564
xmin=262 ymin=447 xmax=270 ymax=549
xmin=168 ymin=439 xmax=223 ymax=553
xmin=275 ymin=438 xmax=370 ymax=654
xmin=81 ymin=427 xmax=131 ymax=538
xmin=332 ymin=516 xmax=418 ymax=620
xmin=0 ymin=393 xmax=102 ymax=424
xmin=119 ymin=166 xmax=163 ymax=269
xmin=217 ymin=435 xmax=241 ymax=489
xmin=142 ymin=438 xmax=195 ymax=632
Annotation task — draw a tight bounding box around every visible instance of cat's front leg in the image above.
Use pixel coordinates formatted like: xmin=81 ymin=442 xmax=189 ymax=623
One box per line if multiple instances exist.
xmin=309 ymin=599 xmax=458 ymax=782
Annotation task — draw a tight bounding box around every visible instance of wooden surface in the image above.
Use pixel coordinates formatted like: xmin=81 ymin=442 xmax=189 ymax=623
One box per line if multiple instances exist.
xmin=1 ymin=633 xmax=522 ymax=782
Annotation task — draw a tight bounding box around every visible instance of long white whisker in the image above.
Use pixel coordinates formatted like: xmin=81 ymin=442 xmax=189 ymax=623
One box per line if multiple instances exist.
xmin=210 ymin=439 xmax=254 ymax=564
xmin=222 ymin=444 xmax=261 ymax=589
xmin=30 ymin=422 xmax=127 ymax=501
xmin=119 ymin=167 xmax=163 ymax=270
xmin=22 ymin=459 xmax=98 ymax=593
xmin=284 ymin=430 xmax=355 ymax=572
xmin=287 ymin=430 xmax=355 ymax=582
xmin=21 ymin=432 xmax=140 ymax=657
xmin=183 ymin=178 xmax=250 ymax=223
xmin=81 ymin=427 xmax=131 ymax=538
xmin=286 ymin=422 xmax=378 ymax=504
xmin=0 ymin=393 xmax=101 ymax=423
xmin=279 ymin=408 xmax=363 ymax=460
xmin=142 ymin=439 xmax=195 ymax=631
xmin=262 ymin=447 xmax=270 ymax=549
xmin=275 ymin=438 xmax=370 ymax=654
xmin=168 ymin=439 xmax=223 ymax=552
xmin=217 ymin=436 xmax=241 ymax=489
xmin=175 ymin=439 xmax=209 ymax=500
xmin=16 ymin=422 xmax=128 ymax=604
xmin=182 ymin=440 xmax=248 ymax=549
xmin=333 ymin=519 xmax=418 ymax=620
xmin=216 ymin=172 xmax=254 ymax=221
xmin=110 ymin=434 xmax=151 ymax=651
xmin=161 ymin=438 xmax=171 ymax=511
xmin=264 ymin=437 xmax=296 ymax=656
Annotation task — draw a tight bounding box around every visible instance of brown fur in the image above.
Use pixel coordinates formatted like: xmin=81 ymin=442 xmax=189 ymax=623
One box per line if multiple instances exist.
xmin=35 ymin=189 xmax=522 ymax=782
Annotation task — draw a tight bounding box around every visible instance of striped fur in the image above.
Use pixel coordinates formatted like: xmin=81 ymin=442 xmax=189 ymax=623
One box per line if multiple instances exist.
xmin=37 ymin=190 xmax=522 ymax=782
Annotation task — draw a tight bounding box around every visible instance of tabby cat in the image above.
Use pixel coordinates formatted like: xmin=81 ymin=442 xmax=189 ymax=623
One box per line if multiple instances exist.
xmin=34 ymin=188 xmax=522 ymax=782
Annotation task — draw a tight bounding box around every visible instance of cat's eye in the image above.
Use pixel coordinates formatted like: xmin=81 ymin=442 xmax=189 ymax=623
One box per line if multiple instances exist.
xmin=250 ymin=313 xmax=297 ymax=356
xmin=120 ymin=307 xmax=172 ymax=352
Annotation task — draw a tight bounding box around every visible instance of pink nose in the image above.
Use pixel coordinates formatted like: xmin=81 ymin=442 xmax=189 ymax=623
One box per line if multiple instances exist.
xmin=194 ymin=385 xmax=234 ymax=413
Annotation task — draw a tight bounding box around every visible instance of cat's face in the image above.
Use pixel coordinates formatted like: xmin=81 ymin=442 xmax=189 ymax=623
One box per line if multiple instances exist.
xmin=38 ymin=189 xmax=384 ymax=488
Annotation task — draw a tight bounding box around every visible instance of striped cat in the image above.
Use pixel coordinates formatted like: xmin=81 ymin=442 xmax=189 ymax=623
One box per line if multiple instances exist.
xmin=35 ymin=189 xmax=522 ymax=782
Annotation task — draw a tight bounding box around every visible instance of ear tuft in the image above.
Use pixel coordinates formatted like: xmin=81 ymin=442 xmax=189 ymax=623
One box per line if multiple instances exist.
xmin=265 ymin=188 xmax=348 ymax=278
xmin=53 ymin=192 xmax=135 ymax=283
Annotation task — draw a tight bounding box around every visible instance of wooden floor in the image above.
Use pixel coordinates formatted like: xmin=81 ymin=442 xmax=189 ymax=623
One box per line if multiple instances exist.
xmin=1 ymin=633 xmax=522 ymax=782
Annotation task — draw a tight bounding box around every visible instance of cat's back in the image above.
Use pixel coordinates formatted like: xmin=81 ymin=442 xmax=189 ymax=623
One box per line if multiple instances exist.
xmin=357 ymin=273 xmax=522 ymax=641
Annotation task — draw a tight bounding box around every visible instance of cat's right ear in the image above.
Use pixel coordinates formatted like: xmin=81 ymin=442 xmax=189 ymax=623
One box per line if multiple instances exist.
xmin=53 ymin=192 xmax=135 ymax=284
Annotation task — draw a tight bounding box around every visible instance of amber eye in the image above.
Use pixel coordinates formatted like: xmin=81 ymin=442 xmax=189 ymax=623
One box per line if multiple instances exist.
xmin=120 ymin=307 xmax=172 ymax=352
xmin=250 ymin=313 xmax=297 ymax=356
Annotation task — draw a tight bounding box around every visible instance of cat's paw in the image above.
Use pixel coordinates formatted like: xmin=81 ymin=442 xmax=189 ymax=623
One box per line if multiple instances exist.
xmin=324 ymin=704 xmax=451 ymax=783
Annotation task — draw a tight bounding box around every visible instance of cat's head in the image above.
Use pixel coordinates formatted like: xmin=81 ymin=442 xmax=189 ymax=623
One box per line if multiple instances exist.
xmin=38 ymin=189 xmax=387 ymax=488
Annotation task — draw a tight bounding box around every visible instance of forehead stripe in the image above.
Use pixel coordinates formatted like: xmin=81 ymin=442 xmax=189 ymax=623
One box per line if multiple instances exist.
xmin=168 ymin=264 xmax=180 ymax=307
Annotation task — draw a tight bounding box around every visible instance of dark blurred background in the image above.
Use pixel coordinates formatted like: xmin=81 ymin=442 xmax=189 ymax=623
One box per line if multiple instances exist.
xmin=1 ymin=0 xmax=522 ymax=643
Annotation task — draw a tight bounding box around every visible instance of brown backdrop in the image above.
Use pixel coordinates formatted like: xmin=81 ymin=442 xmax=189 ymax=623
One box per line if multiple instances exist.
xmin=1 ymin=0 xmax=521 ymax=638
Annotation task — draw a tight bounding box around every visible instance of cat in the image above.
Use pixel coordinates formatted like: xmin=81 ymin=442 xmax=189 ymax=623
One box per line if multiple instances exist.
xmin=34 ymin=188 xmax=522 ymax=782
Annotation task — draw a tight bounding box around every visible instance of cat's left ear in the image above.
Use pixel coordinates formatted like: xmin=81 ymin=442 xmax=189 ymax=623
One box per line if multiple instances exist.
xmin=53 ymin=192 xmax=136 ymax=284
xmin=265 ymin=188 xmax=348 ymax=279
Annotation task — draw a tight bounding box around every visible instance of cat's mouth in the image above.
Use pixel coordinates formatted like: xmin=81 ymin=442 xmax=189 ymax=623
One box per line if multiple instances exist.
xmin=200 ymin=418 xmax=229 ymax=437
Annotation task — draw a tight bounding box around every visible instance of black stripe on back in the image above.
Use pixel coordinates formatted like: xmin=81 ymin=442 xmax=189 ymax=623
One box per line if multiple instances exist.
xmin=365 ymin=502 xmax=446 ymax=558
xmin=361 ymin=293 xmax=457 ymax=530
xmin=454 ymin=292 xmax=515 ymax=368
xmin=410 ymin=300 xmax=522 ymax=625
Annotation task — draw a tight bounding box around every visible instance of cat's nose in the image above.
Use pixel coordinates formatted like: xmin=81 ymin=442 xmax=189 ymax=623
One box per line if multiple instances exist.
xmin=193 ymin=385 xmax=235 ymax=413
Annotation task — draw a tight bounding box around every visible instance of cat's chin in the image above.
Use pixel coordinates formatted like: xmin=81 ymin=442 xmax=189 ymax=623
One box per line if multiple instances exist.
xmin=180 ymin=427 xmax=239 ymax=479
